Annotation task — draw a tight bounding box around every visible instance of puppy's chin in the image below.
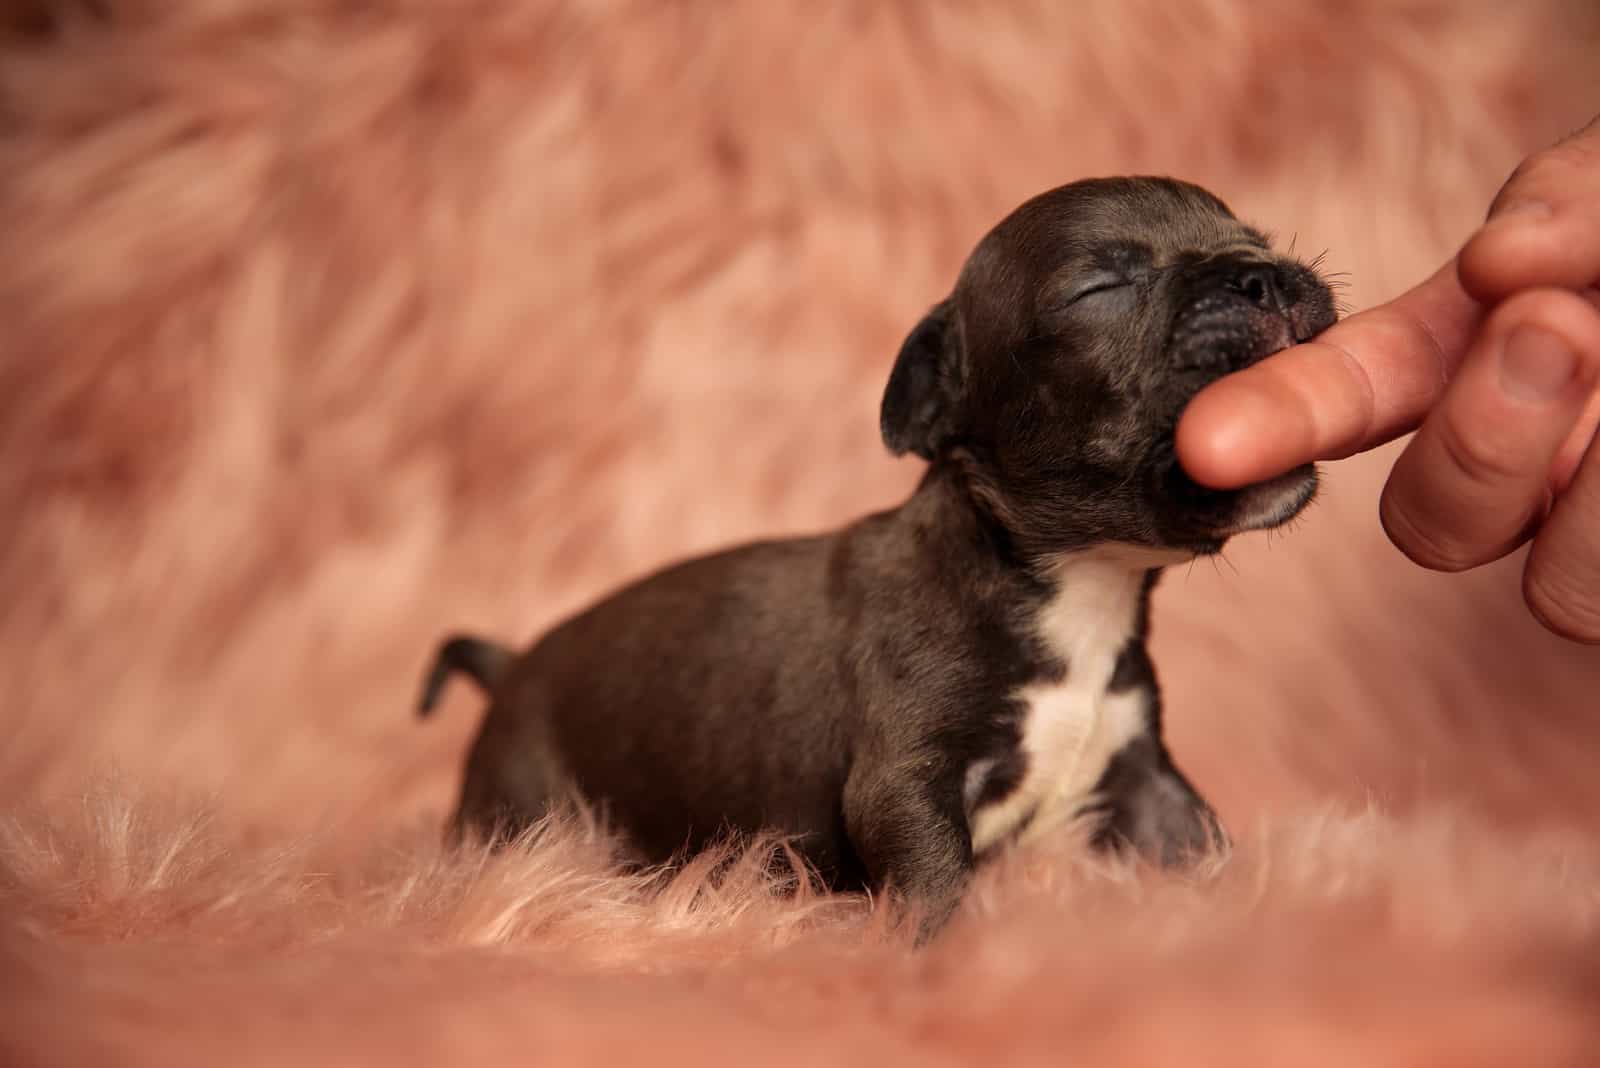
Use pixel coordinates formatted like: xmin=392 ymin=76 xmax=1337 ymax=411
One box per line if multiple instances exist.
xmin=1212 ymin=463 xmax=1318 ymax=537
xmin=1152 ymin=459 xmax=1317 ymax=557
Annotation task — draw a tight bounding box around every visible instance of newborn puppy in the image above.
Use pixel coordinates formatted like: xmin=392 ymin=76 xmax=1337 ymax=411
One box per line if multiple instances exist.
xmin=419 ymin=176 xmax=1336 ymax=935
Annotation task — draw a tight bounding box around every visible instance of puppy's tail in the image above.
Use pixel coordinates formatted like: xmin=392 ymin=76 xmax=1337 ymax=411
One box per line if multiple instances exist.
xmin=417 ymin=634 xmax=513 ymax=718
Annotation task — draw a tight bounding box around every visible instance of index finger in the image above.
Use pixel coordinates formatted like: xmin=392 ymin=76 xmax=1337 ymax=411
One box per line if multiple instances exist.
xmin=1175 ymin=260 xmax=1485 ymax=490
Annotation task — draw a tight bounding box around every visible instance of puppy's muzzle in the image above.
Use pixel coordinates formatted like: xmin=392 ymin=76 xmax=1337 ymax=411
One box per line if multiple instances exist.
xmin=1152 ymin=255 xmax=1338 ymax=551
xmin=1225 ymin=262 xmax=1290 ymax=321
xmin=1169 ymin=255 xmax=1334 ymax=377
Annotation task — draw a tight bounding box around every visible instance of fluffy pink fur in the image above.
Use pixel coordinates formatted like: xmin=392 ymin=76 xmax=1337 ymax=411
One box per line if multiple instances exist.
xmin=4 ymin=1 xmax=1600 ymax=1062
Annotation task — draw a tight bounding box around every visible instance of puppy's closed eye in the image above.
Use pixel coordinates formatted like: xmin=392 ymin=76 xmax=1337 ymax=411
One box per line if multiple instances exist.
xmin=1062 ymin=273 xmax=1138 ymax=312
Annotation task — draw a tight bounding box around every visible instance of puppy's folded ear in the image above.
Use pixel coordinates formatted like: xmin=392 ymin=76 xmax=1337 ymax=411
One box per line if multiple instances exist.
xmin=881 ymin=299 xmax=963 ymax=460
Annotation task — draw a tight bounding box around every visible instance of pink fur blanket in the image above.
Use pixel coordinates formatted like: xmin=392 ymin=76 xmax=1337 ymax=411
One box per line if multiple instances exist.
xmin=4 ymin=2 xmax=1600 ymax=1062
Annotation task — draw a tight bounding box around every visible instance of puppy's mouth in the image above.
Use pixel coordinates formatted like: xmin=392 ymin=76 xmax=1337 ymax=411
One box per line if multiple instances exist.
xmin=1168 ymin=298 xmax=1324 ymax=377
xmin=1200 ymin=463 xmax=1318 ymax=536
xmin=1153 ymin=331 xmax=1322 ymax=552
xmin=1154 ymin=446 xmax=1317 ymax=554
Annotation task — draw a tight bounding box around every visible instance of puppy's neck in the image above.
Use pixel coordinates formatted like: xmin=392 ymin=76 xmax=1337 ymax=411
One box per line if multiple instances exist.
xmin=901 ymin=460 xmax=1034 ymax=574
xmin=1032 ymin=547 xmax=1168 ymax=652
xmin=906 ymin=459 xmax=1190 ymax=584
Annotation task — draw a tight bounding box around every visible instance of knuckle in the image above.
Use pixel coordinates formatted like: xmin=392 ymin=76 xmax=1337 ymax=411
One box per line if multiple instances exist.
xmin=1524 ymin=559 xmax=1600 ymax=644
xmin=1498 ymin=153 xmax=1542 ymax=197
xmin=1490 ymin=156 xmax=1551 ymax=216
xmin=1490 ymin=136 xmax=1595 ymax=215
xmin=1555 ymin=114 xmax=1600 ymax=161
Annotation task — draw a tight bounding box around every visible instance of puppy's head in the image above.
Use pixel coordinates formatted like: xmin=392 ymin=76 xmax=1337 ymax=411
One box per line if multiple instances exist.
xmin=882 ymin=176 xmax=1337 ymax=559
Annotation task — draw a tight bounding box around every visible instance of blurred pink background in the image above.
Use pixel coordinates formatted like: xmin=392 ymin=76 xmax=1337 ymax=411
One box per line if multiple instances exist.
xmin=3 ymin=3 xmax=1600 ymax=1063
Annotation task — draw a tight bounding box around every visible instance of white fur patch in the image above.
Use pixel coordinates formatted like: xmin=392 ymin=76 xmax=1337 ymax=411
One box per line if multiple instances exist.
xmin=967 ymin=549 xmax=1157 ymax=854
xmin=1222 ymin=470 xmax=1317 ymax=535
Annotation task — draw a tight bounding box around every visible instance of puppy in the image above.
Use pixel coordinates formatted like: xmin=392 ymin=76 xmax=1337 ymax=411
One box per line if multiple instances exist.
xmin=419 ymin=176 xmax=1336 ymax=935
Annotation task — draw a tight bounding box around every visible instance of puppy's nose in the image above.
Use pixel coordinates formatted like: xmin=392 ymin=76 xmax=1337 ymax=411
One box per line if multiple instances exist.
xmin=1224 ymin=263 xmax=1289 ymax=314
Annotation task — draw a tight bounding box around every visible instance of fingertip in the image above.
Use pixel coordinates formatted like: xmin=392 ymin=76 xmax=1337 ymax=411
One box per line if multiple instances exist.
xmin=1377 ymin=468 xmax=1491 ymax=573
xmin=1175 ymin=379 xmax=1283 ymax=489
xmin=1460 ymin=199 xmax=1600 ymax=304
xmin=1523 ymin=558 xmax=1600 ymax=644
xmin=1458 ymin=214 xmax=1556 ymax=304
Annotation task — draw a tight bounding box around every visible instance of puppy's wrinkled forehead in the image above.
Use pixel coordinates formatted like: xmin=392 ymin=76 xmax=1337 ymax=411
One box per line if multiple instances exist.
xmin=954 ymin=178 xmax=1266 ymax=327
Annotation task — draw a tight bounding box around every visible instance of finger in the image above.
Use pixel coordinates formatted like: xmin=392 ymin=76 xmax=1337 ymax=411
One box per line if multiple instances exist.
xmin=1377 ymin=289 xmax=1600 ymax=572
xmin=1459 ymin=114 xmax=1600 ymax=303
xmin=1176 ymin=260 xmax=1483 ymax=489
xmin=1549 ymin=288 xmax=1600 ymax=492
xmin=1526 ymin=426 xmax=1600 ymax=644
xmin=1551 ymin=366 xmax=1600 ymax=494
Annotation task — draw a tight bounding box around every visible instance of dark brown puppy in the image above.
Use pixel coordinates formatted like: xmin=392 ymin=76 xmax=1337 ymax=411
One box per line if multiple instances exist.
xmin=419 ymin=176 xmax=1336 ymax=936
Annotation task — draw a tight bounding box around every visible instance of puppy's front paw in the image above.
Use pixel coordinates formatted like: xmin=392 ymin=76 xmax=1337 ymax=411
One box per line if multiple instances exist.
xmin=1092 ymin=766 xmax=1227 ymax=867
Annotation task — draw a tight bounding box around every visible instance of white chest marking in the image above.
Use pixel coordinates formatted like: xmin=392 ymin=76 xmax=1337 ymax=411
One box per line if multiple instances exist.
xmin=968 ymin=548 xmax=1174 ymax=854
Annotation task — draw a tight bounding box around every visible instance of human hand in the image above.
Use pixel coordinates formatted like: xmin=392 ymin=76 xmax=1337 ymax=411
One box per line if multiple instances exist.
xmin=1176 ymin=115 xmax=1600 ymax=642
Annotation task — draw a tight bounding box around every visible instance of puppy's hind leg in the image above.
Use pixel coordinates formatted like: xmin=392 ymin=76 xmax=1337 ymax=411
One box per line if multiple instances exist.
xmin=448 ymin=767 xmax=538 ymax=851
xmin=447 ymin=693 xmax=567 ymax=852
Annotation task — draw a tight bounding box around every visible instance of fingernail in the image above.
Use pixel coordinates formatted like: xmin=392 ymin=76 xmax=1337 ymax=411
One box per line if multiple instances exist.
xmin=1500 ymin=324 xmax=1578 ymax=402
